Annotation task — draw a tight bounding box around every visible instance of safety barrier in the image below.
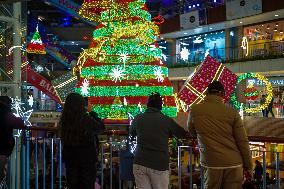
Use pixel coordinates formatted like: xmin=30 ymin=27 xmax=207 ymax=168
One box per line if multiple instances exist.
xmin=4 ymin=133 xmax=284 ymax=189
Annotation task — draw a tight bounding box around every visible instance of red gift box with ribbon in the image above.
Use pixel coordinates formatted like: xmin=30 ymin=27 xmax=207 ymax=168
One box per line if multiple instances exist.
xmin=178 ymin=56 xmax=238 ymax=106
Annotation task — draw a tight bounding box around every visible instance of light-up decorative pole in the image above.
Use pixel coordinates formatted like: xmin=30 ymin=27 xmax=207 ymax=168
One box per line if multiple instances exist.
xmin=74 ymin=0 xmax=177 ymax=123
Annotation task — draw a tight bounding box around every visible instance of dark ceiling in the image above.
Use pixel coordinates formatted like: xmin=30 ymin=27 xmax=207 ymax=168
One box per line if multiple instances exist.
xmin=27 ymin=0 xmax=171 ymax=27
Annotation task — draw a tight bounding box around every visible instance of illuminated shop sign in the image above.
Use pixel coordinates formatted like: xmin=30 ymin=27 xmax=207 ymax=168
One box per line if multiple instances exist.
xmin=30 ymin=112 xmax=61 ymax=123
xmin=248 ymin=78 xmax=284 ymax=86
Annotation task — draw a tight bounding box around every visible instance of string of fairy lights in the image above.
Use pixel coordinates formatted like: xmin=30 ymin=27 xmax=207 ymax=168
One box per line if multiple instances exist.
xmin=230 ymin=72 xmax=273 ymax=113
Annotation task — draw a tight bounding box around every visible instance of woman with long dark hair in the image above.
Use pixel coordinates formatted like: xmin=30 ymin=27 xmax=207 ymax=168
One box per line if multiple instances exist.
xmin=60 ymin=93 xmax=105 ymax=189
xmin=0 ymin=96 xmax=25 ymax=183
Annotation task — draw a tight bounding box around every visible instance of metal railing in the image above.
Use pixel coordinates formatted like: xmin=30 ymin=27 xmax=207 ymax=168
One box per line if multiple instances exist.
xmin=178 ymin=146 xmax=283 ymax=189
xmin=4 ymin=131 xmax=284 ymax=189
xmin=166 ymin=41 xmax=284 ymax=68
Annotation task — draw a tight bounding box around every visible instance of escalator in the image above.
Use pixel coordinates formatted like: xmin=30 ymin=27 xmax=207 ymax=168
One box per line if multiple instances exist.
xmin=42 ymin=0 xmax=96 ymax=26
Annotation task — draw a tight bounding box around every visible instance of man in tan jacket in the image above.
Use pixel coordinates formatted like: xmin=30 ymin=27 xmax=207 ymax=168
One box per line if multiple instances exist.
xmin=187 ymin=81 xmax=252 ymax=189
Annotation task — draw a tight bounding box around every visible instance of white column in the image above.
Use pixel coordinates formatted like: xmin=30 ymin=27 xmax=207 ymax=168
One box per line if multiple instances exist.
xmin=12 ymin=2 xmax=22 ymax=98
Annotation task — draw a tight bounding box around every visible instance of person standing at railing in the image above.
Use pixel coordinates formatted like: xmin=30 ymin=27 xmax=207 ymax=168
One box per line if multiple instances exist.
xmin=187 ymin=81 xmax=253 ymax=189
xmin=260 ymin=94 xmax=267 ymax=117
xmin=254 ymin=160 xmax=263 ymax=188
xmin=266 ymin=97 xmax=275 ymax=117
xmin=130 ymin=92 xmax=187 ymax=189
xmin=0 ymin=96 xmax=25 ymax=184
xmin=59 ymin=93 xmax=105 ymax=189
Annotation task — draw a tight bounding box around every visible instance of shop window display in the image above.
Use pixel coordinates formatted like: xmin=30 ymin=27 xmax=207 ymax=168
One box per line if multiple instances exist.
xmin=244 ymin=20 xmax=284 ymax=58
xmin=177 ymin=31 xmax=225 ymax=65
xmin=158 ymin=40 xmax=172 ymax=66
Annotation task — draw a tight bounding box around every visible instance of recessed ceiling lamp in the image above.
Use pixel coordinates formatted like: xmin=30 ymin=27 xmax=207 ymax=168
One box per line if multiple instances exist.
xmin=274 ymin=28 xmax=278 ymax=32
xmin=267 ymin=25 xmax=270 ymax=30
xmin=280 ymin=30 xmax=283 ymax=34
xmin=240 ymin=21 xmax=243 ymax=24
xmin=276 ymin=23 xmax=279 ymax=27
xmin=275 ymin=14 xmax=279 ymax=17
xmin=184 ymin=32 xmax=188 ymax=35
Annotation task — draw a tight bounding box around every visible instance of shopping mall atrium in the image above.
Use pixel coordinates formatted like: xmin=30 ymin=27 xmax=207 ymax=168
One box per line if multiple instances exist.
xmin=1 ymin=0 xmax=284 ymax=188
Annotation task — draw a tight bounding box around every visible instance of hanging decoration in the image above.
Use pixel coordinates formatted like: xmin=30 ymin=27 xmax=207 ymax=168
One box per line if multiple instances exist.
xmin=52 ymin=72 xmax=78 ymax=103
xmin=27 ymin=24 xmax=46 ymax=54
xmin=74 ymin=0 xmax=177 ymax=123
xmin=178 ymin=56 xmax=238 ymax=107
xmin=230 ymin=72 xmax=273 ymax=113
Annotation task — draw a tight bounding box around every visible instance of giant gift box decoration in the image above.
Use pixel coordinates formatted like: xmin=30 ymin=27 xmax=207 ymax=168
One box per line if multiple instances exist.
xmin=179 ymin=56 xmax=238 ymax=106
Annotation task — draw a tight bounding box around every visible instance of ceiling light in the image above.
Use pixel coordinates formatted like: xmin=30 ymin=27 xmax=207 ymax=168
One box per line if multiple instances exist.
xmin=274 ymin=28 xmax=278 ymax=31
xmin=161 ymin=37 xmax=164 ymax=40
xmin=240 ymin=21 xmax=243 ymax=24
xmin=275 ymin=14 xmax=279 ymax=17
xmin=209 ymin=27 xmax=213 ymax=30
xmin=267 ymin=25 xmax=270 ymax=29
xmin=184 ymin=33 xmax=188 ymax=35
xmin=276 ymin=23 xmax=279 ymax=27
xmin=261 ymin=24 xmax=264 ymax=27
xmin=189 ymin=5 xmax=191 ymax=8
xmin=197 ymin=4 xmax=200 ymax=6
xmin=193 ymin=5 xmax=196 ymax=8
xmin=72 ymin=41 xmax=74 ymax=44
xmin=280 ymin=30 xmax=283 ymax=34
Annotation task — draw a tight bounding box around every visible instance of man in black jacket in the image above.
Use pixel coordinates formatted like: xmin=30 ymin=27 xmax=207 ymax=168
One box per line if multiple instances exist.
xmin=130 ymin=93 xmax=187 ymax=189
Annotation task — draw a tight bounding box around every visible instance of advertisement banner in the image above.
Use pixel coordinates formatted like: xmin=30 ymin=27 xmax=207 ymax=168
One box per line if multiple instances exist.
xmin=23 ymin=65 xmax=61 ymax=104
xmin=180 ymin=10 xmax=199 ymax=30
xmin=30 ymin=112 xmax=61 ymax=123
xmin=226 ymin=0 xmax=262 ymax=20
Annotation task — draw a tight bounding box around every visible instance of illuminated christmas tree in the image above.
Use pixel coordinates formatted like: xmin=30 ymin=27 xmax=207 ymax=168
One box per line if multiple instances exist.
xmin=27 ymin=25 xmax=46 ymax=54
xmin=74 ymin=0 xmax=177 ymax=123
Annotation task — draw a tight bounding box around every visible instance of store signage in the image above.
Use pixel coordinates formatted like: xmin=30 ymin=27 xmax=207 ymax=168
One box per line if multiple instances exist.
xmin=248 ymin=78 xmax=284 ymax=86
xmin=23 ymin=65 xmax=61 ymax=104
xmin=29 ymin=111 xmax=61 ymax=123
xmin=226 ymin=0 xmax=262 ymax=20
xmin=180 ymin=10 xmax=199 ymax=30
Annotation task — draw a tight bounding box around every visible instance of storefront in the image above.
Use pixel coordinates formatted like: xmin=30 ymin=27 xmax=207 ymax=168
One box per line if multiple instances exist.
xmin=246 ymin=77 xmax=284 ymax=117
xmin=176 ymin=30 xmax=226 ymax=65
xmin=243 ymin=20 xmax=284 ymax=58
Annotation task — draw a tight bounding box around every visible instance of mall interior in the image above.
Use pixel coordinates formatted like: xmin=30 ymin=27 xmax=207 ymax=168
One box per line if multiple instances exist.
xmin=1 ymin=0 xmax=284 ymax=188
